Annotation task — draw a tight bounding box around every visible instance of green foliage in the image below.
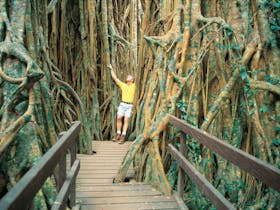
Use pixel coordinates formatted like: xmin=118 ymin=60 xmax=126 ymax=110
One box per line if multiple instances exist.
xmin=166 ymin=160 xmax=178 ymax=189
xmin=191 ymin=41 xmax=199 ymax=48
xmin=246 ymin=89 xmax=256 ymax=98
xmin=264 ymin=75 xmax=280 ymax=85
xmin=186 ymin=181 xmax=214 ymax=210
xmin=216 ymin=43 xmax=240 ymax=50
xmin=176 ymin=100 xmax=187 ymax=120
xmin=248 ymin=99 xmax=254 ymax=106
xmin=272 ymin=138 xmax=280 ymax=146
xmin=187 ymin=54 xmax=193 ymax=61
xmin=240 ymin=66 xmax=247 ymax=80
xmin=224 ymin=26 xmax=233 ymax=37
xmin=259 ymin=0 xmax=280 ymax=47
xmin=270 ymin=138 xmax=280 ymax=160
xmin=259 ymin=104 xmax=269 ymax=113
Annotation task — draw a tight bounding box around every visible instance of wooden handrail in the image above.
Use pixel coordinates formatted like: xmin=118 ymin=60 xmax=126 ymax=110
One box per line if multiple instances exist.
xmin=0 ymin=121 xmax=81 ymax=210
xmin=51 ymin=160 xmax=80 ymax=210
xmin=168 ymin=143 xmax=235 ymax=210
xmin=167 ymin=115 xmax=280 ymax=209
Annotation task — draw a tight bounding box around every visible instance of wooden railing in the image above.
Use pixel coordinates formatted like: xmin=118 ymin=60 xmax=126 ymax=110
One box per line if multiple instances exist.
xmin=0 ymin=121 xmax=81 ymax=210
xmin=167 ymin=115 xmax=280 ymax=210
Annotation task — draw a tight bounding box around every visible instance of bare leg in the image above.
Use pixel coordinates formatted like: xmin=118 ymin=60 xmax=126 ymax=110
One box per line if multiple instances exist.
xmin=117 ymin=115 xmax=123 ymax=132
xmin=119 ymin=117 xmax=130 ymax=144
xmin=122 ymin=117 xmax=130 ymax=134
xmin=112 ymin=115 xmax=123 ymax=141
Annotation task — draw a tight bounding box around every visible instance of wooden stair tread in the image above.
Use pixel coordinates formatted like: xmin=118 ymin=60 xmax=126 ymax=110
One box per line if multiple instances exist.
xmin=76 ymin=141 xmax=181 ymax=209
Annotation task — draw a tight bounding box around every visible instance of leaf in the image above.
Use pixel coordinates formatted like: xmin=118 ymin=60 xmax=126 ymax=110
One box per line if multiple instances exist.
xmin=275 ymin=126 xmax=280 ymax=132
xmin=272 ymin=138 xmax=280 ymax=146
xmin=274 ymin=2 xmax=280 ymax=8
xmin=240 ymin=66 xmax=247 ymax=80
xmin=224 ymin=26 xmax=233 ymax=36
xmin=247 ymin=89 xmax=256 ymax=97
xmin=259 ymin=104 xmax=269 ymax=113
xmin=241 ymin=72 xmax=247 ymax=80
xmin=270 ymin=19 xmax=276 ymax=25
xmin=249 ymin=100 xmax=254 ymax=106
xmin=252 ymin=71 xmax=258 ymax=78
xmin=180 ymin=106 xmax=186 ymax=113
xmin=264 ymin=75 xmax=270 ymax=82
xmin=249 ymin=109 xmax=255 ymax=115
xmin=187 ymin=55 xmax=193 ymax=61
xmin=271 ymin=25 xmax=280 ymax=31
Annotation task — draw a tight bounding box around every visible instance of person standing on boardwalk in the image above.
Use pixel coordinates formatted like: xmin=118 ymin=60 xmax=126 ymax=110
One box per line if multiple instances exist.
xmin=108 ymin=64 xmax=136 ymax=144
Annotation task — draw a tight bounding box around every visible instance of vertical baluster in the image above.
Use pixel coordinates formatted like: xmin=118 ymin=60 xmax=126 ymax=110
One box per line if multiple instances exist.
xmin=69 ymin=129 xmax=78 ymax=208
xmin=58 ymin=132 xmax=67 ymax=190
xmin=178 ymin=132 xmax=186 ymax=198
xmin=58 ymin=132 xmax=67 ymax=210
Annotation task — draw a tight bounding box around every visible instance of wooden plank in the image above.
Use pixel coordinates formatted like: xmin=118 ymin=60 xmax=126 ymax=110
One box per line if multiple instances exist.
xmin=178 ymin=132 xmax=186 ymax=197
xmin=80 ymin=157 xmax=126 ymax=159
xmin=0 ymin=121 xmax=81 ymax=210
xmin=81 ymin=153 xmax=128 ymax=156
xmin=78 ymin=171 xmax=135 ymax=179
xmin=78 ymin=166 xmax=133 ymax=170
xmin=78 ymin=169 xmax=134 ymax=174
xmin=77 ymin=178 xmax=116 ymax=184
xmin=92 ymin=145 xmax=131 ymax=149
xmin=78 ymin=173 xmax=134 ymax=179
xmin=169 ymin=115 xmax=280 ymax=192
xmin=80 ymin=160 xmax=124 ymax=164
xmin=91 ymin=144 xmax=130 ymax=147
xmin=89 ymin=149 xmax=131 ymax=152
xmin=168 ymin=144 xmax=235 ymax=210
xmin=78 ymin=195 xmax=175 ymax=204
xmin=58 ymin=133 xmax=66 ymax=191
xmin=58 ymin=156 xmax=66 ymax=193
xmin=78 ymin=182 xmax=137 ymax=186
xmin=70 ymin=142 xmax=77 ymax=208
xmin=78 ymin=155 xmax=127 ymax=159
xmin=92 ymin=141 xmax=131 ymax=144
xmin=91 ymin=146 xmax=130 ymax=149
xmin=81 ymin=202 xmax=179 ymax=210
xmin=77 ymin=190 xmax=162 ymax=197
xmin=77 ymin=184 xmax=153 ymax=192
xmin=173 ymin=192 xmax=188 ymax=210
xmin=79 ymin=166 xmax=123 ymax=170
xmin=51 ymin=160 xmax=80 ymax=210
xmin=77 ymin=141 xmax=181 ymax=210
xmin=79 ymin=162 xmax=126 ymax=165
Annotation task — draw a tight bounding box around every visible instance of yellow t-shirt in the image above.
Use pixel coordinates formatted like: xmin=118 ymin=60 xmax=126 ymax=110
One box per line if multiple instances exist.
xmin=117 ymin=81 xmax=136 ymax=103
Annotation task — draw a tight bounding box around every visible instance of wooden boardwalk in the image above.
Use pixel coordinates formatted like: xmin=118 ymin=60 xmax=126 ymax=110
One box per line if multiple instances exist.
xmin=76 ymin=141 xmax=182 ymax=210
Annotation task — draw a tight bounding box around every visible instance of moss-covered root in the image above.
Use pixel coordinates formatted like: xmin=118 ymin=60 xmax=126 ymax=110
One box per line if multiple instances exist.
xmin=114 ymin=134 xmax=145 ymax=183
xmin=149 ymin=138 xmax=172 ymax=195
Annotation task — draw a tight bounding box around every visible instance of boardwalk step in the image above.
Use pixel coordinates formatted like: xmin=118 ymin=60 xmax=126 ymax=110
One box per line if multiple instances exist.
xmin=81 ymin=203 xmax=179 ymax=210
xmin=77 ymin=183 xmax=154 ymax=191
xmin=79 ymin=196 xmax=176 ymax=205
xmin=76 ymin=141 xmax=182 ymax=209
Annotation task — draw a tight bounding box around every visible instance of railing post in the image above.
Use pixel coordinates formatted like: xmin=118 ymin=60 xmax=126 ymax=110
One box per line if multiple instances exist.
xmin=69 ymin=129 xmax=78 ymax=208
xmin=58 ymin=132 xmax=67 ymax=190
xmin=58 ymin=132 xmax=67 ymax=210
xmin=178 ymin=132 xmax=186 ymax=198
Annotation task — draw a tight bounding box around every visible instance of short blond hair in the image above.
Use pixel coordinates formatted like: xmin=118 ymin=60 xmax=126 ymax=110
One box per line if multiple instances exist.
xmin=126 ymin=75 xmax=134 ymax=82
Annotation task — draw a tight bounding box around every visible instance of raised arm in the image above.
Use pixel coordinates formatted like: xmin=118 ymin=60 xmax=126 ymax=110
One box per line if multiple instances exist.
xmin=108 ymin=64 xmax=121 ymax=84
